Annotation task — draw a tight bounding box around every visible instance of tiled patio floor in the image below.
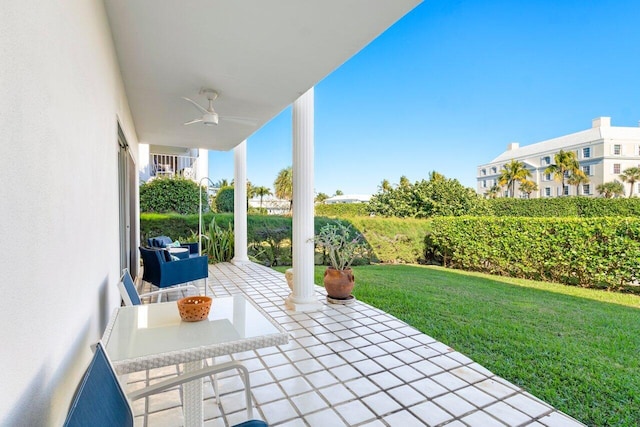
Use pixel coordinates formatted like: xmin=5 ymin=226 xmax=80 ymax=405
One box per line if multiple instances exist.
xmin=126 ymin=262 xmax=585 ymax=427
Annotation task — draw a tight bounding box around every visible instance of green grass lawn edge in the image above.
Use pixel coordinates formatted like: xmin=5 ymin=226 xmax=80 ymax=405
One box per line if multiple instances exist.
xmin=274 ymin=264 xmax=640 ymax=426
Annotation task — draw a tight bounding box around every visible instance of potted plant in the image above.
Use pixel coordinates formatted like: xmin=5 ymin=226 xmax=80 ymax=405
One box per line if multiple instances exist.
xmin=315 ymin=221 xmax=366 ymax=301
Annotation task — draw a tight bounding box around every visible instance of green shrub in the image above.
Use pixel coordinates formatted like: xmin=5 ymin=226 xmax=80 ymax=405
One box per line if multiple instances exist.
xmin=425 ymin=216 xmax=640 ymax=293
xmin=487 ymin=197 xmax=640 ymax=217
xmin=201 ymin=217 xmax=234 ymax=263
xmin=215 ymin=186 xmax=234 ymax=213
xmin=250 ymin=225 xmax=291 ymax=266
xmin=140 ymin=212 xmax=224 ymax=243
xmin=369 ymin=176 xmax=490 ymax=218
xmin=315 ymin=203 xmax=369 ymax=218
xmin=576 ymin=197 xmax=640 ymax=217
xmin=487 ymin=198 xmax=579 ymax=217
xmin=349 ymin=217 xmax=433 ymax=264
xmin=248 ymin=207 xmax=267 ymax=215
xmin=140 ymin=177 xmax=208 ymax=214
xmin=140 ymin=213 xmax=431 ymax=265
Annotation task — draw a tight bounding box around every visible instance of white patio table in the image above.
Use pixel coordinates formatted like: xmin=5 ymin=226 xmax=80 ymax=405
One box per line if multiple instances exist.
xmin=102 ymin=294 xmax=288 ymax=426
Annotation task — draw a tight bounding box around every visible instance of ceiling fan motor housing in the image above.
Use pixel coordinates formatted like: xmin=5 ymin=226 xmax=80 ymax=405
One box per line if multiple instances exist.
xmin=203 ymin=112 xmax=219 ymax=126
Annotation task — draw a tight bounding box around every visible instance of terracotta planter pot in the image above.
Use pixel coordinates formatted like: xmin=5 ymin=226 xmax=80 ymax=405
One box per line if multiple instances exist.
xmin=323 ymin=267 xmax=354 ymax=299
xmin=285 ymin=268 xmax=294 ymax=291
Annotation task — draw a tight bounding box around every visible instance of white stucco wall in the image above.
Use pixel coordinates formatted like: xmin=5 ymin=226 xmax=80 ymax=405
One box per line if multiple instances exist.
xmin=0 ymin=1 xmax=138 ymax=425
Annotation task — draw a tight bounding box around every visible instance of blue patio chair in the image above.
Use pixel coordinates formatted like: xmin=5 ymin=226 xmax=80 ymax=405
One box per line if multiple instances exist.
xmin=63 ymin=342 xmax=265 ymax=427
xmin=118 ymin=268 xmax=199 ymax=306
xmin=139 ymin=246 xmax=208 ymax=296
xmin=148 ymin=235 xmax=199 ymax=258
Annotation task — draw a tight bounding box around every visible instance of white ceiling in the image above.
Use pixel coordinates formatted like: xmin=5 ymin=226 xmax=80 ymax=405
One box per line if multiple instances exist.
xmin=104 ymin=0 xmax=421 ymax=151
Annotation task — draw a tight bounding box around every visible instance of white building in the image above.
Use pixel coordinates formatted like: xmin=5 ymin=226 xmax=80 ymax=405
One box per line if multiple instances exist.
xmin=139 ymin=145 xmax=209 ymax=184
xmin=477 ymin=117 xmax=640 ymax=198
xmin=0 ymin=2 xmax=419 ymax=425
xmin=324 ymin=194 xmax=371 ymax=204
xmin=248 ymin=195 xmax=290 ymax=215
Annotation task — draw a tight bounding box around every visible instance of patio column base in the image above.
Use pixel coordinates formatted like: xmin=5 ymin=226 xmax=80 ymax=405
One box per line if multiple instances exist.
xmin=231 ymin=258 xmax=250 ymax=265
xmin=285 ymin=295 xmax=322 ymax=312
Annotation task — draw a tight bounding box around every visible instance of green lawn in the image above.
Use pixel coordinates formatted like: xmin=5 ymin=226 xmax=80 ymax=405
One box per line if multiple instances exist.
xmin=275 ymin=264 xmax=640 ymax=427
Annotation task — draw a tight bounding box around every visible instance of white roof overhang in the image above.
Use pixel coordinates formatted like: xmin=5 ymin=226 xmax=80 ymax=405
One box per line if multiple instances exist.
xmin=104 ymin=0 xmax=421 ymax=151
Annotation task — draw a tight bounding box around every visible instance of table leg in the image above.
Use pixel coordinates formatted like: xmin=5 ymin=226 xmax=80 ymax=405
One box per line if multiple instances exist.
xmin=183 ymin=360 xmax=203 ymax=427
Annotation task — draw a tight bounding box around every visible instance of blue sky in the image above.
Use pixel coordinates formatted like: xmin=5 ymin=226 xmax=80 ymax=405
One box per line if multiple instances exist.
xmin=209 ymin=0 xmax=640 ymax=196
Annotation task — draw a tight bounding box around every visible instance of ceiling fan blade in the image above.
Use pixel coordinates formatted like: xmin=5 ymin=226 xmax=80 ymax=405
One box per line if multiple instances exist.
xmin=219 ymin=115 xmax=258 ymax=126
xmin=183 ymin=118 xmax=203 ymax=126
xmin=181 ymin=97 xmax=209 ymax=115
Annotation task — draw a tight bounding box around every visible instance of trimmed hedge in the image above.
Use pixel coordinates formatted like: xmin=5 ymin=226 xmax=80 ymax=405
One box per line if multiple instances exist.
xmin=215 ymin=187 xmax=234 ymax=213
xmin=425 ymin=216 xmax=640 ymax=293
xmin=140 ymin=177 xmax=208 ymax=214
xmin=487 ymin=197 xmax=640 ymax=217
xmin=315 ymin=203 xmax=369 ymax=218
xmin=140 ymin=213 xmax=294 ymax=243
xmin=140 ymin=213 xmax=429 ymax=265
xmin=349 ymin=217 xmax=432 ymax=264
xmin=488 ymin=198 xmax=578 ymax=217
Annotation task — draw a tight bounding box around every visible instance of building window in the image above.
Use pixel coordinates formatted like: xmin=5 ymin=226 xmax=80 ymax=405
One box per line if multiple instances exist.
xmin=544 ymin=187 xmax=551 ymax=197
xmin=563 ymin=186 xmax=569 ymax=196
xmin=481 ymin=169 xmax=486 ymax=176
xmin=582 ymin=147 xmax=591 ymax=158
xmin=583 ymin=184 xmax=590 ymax=195
xmin=544 ymin=173 xmax=551 ymax=181
xmin=613 ymin=144 xmax=621 ymax=155
xmin=482 ymin=180 xmax=487 ymax=188
xmin=614 ymin=163 xmax=621 ymax=174
xmin=491 ymin=167 xmax=497 ymax=174
xmin=541 ymin=156 xmax=551 ymax=165
xmin=582 ymin=165 xmax=591 ymax=176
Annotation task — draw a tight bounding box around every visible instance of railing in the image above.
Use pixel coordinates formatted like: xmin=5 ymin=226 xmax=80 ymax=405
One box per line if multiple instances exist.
xmin=150 ymin=153 xmax=199 ymax=179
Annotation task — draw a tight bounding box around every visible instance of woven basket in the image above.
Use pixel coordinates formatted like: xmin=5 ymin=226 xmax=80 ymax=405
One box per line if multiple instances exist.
xmin=177 ymin=296 xmax=212 ymax=322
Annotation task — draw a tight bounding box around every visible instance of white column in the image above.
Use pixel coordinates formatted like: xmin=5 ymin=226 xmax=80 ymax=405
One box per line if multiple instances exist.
xmin=232 ymin=140 xmax=249 ymax=264
xmin=286 ymin=88 xmax=321 ymax=312
xmin=138 ymin=143 xmax=151 ymax=182
xmin=196 ymin=148 xmax=208 ymax=183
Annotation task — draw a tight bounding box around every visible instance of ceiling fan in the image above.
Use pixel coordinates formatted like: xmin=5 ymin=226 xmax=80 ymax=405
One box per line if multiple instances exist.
xmin=182 ymin=88 xmax=256 ymax=127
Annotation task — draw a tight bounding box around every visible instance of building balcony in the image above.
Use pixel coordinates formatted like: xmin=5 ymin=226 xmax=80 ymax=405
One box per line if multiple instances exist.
xmin=149 ymin=153 xmax=199 ymax=180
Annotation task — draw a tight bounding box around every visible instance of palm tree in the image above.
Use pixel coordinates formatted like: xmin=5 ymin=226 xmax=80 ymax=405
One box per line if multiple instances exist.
xmin=215 ymin=178 xmax=230 ymax=188
xmin=254 ymin=186 xmax=272 ymax=208
xmin=519 ymin=180 xmax=538 ymax=198
xmin=566 ymin=170 xmax=589 ymax=195
xmin=379 ymin=179 xmax=392 ymax=193
xmin=334 ymin=190 xmax=344 ymax=196
xmin=399 ymin=176 xmax=411 ymax=188
xmin=485 ymin=184 xmax=501 ymax=199
xmin=429 ymin=171 xmax=446 ymax=181
xmin=596 ymin=180 xmax=625 ymax=198
xmin=315 ymin=192 xmax=329 ymax=203
xmin=274 ymin=166 xmax=293 ymax=212
xmin=619 ymin=167 xmax=640 ymax=197
xmin=544 ymin=150 xmax=580 ymax=196
xmin=246 ymin=181 xmax=256 ymax=199
xmin=498 ymin=159 xmax=532 ymax=197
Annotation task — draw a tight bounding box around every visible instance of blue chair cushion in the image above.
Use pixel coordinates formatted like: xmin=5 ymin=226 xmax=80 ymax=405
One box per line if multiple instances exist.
xmin=161 ymin=249 xmax=172 ymax=262
xmin=121 ymin=270 xmax=141 ymax=305
xmin=154 ymin=236 xmax=173 ymax=248
xmin=232 ymin=421 xmax=268 ymax=427
xmin=63 ymin=343 xmax=133 ymax=427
